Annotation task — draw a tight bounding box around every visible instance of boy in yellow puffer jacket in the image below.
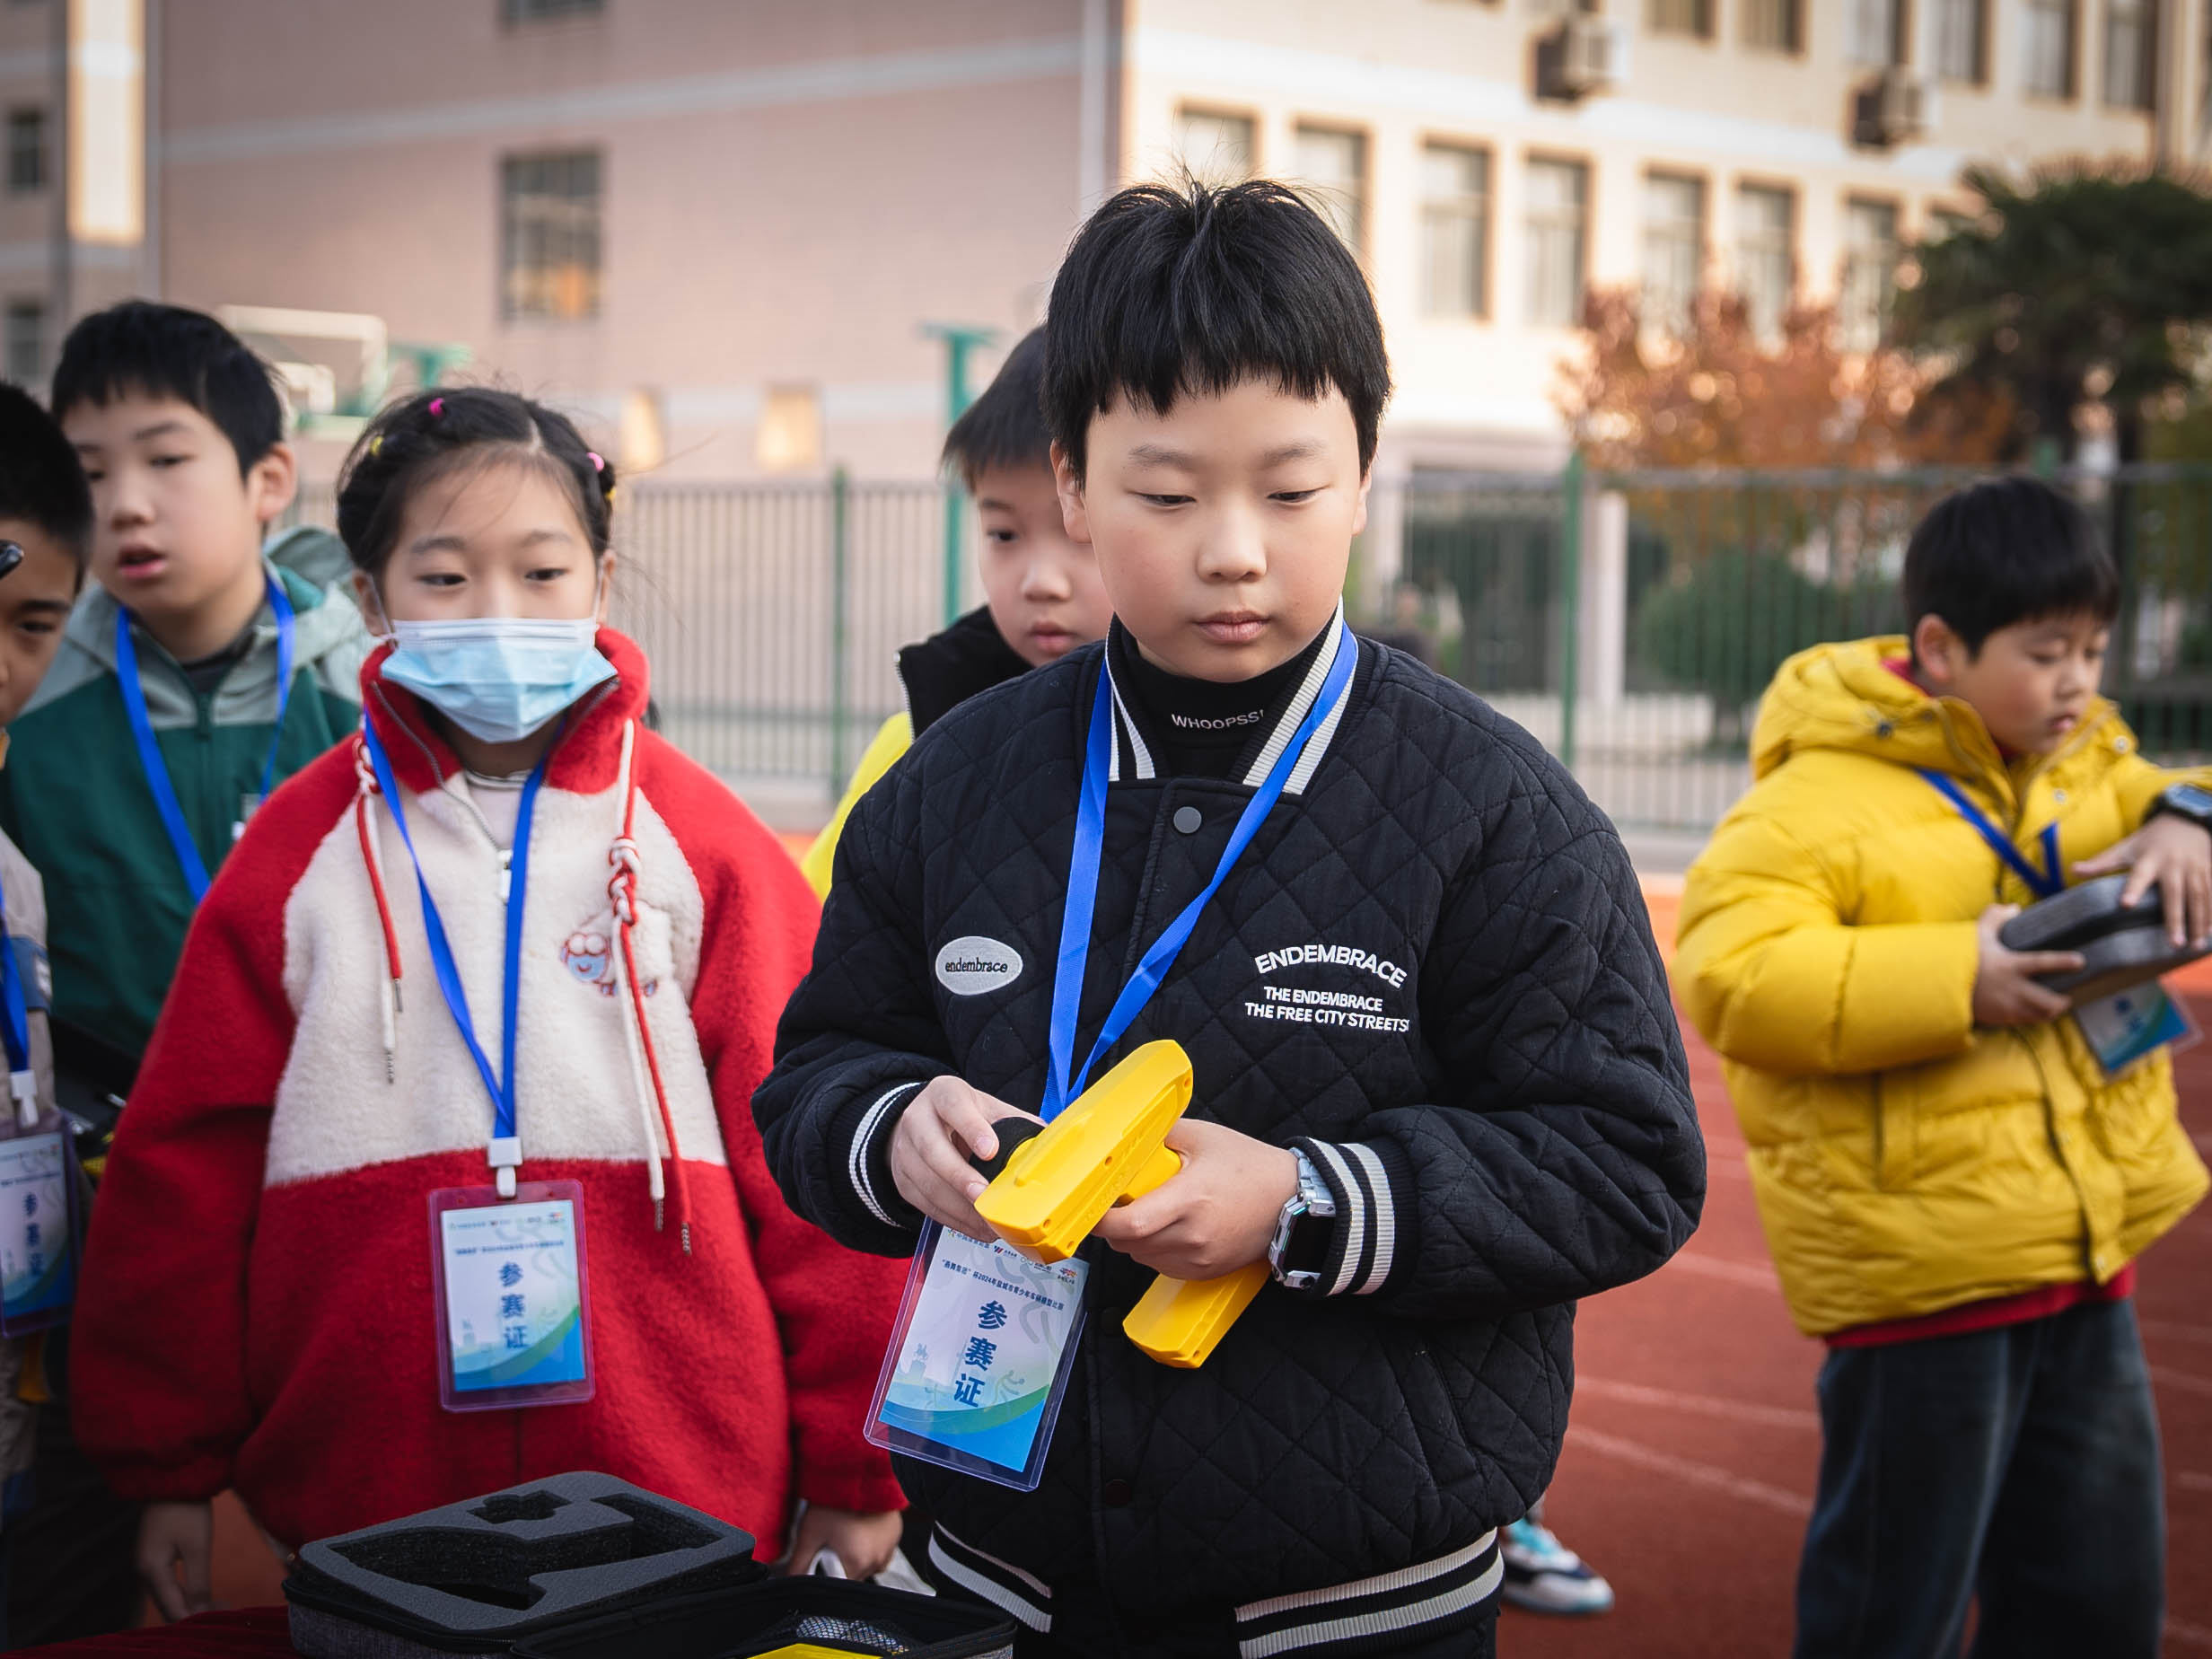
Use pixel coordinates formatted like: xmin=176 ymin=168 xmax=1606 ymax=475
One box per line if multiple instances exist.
xmin=1675 ymin=478 xmax=2210 ymax=1659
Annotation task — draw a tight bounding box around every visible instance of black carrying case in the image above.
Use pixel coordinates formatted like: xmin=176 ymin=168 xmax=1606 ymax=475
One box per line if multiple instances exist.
xmin=510 ymin=1577 xmax=1017 ymax=1659
xmin=283 ymin=1471 xmax=766 ymax=1658
xmin=1998 ymin=873 xmax=2212 ymax=1003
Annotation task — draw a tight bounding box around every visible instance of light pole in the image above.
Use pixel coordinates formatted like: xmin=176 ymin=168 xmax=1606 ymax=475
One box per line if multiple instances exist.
xmin=923 ymin=323 xmax=1000 ymax=624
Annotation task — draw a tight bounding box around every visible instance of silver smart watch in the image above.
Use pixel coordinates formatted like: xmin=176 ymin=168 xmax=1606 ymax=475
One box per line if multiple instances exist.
xmin=1267 ymin=1148 xmax=1339 ymax=1290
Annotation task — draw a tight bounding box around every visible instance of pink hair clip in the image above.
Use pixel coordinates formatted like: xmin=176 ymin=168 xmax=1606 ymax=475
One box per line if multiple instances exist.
xmin=587 ymin=452 xmax=604 ymax=470
xmin=428 ymin=397 xmax=445 ymax=417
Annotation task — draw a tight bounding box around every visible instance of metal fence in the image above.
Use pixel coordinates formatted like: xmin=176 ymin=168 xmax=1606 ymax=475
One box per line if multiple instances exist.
xmin=293 ymin=462 xmax=2212 ymax=835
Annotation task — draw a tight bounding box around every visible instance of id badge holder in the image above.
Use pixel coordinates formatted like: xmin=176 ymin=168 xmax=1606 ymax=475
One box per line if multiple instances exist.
xmin=233 ymin=792 xmax=264 ymax=844
xmin=2072 ymin=979 xmax=2200 ymax=1079
xmin=866 ymin=1221 xmax=1088 ymax=1492
xmin=428 ymin=1181 xmax=594 ymax=1412
xmin=0 ymin=1130 xmax=77 ymax=1336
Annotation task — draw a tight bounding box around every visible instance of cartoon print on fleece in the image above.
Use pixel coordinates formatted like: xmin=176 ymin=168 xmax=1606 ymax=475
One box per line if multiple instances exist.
xmin=68 ymin=629 xmax=907 ymax=1549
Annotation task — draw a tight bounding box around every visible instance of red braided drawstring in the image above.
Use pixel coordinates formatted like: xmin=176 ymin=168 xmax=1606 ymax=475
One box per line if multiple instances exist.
xmin=354 ymin=741 xmax=405 ymax=988
xmin=609 ymin=782 xmax=691 ymax=1254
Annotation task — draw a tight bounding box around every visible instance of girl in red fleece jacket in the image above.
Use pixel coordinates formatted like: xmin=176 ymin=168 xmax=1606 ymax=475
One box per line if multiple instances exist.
xmin=72 ymin=389 xmax=905 ymax=1620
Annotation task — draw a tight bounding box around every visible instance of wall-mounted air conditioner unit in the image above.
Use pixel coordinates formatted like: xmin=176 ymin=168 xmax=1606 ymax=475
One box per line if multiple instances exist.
xmin=1537 ymin=15 xmax=1630 ymax=101
xmin=1854 ymin=66 xmax=1935 ymax=146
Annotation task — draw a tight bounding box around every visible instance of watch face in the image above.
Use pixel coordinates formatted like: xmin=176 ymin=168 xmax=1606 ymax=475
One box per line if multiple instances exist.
xmin=2171 ymin=783 xmax=2212 ymax=817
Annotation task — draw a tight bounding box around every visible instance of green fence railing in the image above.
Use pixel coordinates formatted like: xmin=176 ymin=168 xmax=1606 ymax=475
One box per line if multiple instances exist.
xmin=290 ymin=461 xmax=2212 ymax=835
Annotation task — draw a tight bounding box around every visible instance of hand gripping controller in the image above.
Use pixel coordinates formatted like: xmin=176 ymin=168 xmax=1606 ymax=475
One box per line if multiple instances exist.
xmin=969 ymin=1040 xmax=1269 ymax=1368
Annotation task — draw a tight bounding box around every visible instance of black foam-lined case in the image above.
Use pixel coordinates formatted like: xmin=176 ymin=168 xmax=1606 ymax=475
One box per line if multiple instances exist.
xmin=284 ymin=1470 xmax=764 ymax=1657
xmin=511 ymin=1577 xmax=1017 ymax=1659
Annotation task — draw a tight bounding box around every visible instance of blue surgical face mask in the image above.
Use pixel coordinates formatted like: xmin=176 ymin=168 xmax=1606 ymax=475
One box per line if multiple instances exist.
xmin=382 ymin=617 xmax=618 ymax=745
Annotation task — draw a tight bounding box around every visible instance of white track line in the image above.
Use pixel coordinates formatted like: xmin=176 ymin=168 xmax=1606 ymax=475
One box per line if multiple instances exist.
xmin=2150 ymin=1365 xmax=2212 ymax=1400
xmin=1568 ymin=1426 xmax=1812 ymax=1518
xmin=1577 ymin=1375 xmax=1820 ymax=1431
xmin=2168 ymin=1619 xmax=2212 ymax=1651
xmin=2177 ymin=1470 xmax=2212 ymax=1495
xmin=2141 ymin=1316 xmax=2212 ymax=1347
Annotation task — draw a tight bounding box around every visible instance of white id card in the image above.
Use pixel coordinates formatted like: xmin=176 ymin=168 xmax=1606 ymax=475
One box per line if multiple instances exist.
xmin=0 ymin=1131 xmax=75 ymax=1336
xmin=867 ymin=1222 xmax=1088 ymax=1491
xmin=428 ymin=1182 xmax=593 ymax=1412
xmin=2073 ymin=979 xmax=2198 ymax=1079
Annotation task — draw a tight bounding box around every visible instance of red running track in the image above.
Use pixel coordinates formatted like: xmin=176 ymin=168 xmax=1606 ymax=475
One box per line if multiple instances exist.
xmin=181 ymin=930 xmax=2212 ymax=1655
xmin=1505 ymin=982 xmax=2212 ymax=1659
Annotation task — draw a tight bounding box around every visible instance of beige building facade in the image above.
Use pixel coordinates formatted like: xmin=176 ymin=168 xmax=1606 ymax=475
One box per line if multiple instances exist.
xmin=3 ymin=0 xmax=2205 ymax=478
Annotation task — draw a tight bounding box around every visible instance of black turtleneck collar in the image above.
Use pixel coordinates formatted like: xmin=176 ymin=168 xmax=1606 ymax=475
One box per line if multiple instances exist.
xmin=1109 ymin=619 xmax=1333 ymax=780
xmin=897 ymin=607 xmax=1035 ymax=738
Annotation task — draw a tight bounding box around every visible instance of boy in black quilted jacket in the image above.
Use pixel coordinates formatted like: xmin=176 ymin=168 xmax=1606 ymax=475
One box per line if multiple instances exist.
xmin=754 ymin=178 xmax=1705 ymax=1658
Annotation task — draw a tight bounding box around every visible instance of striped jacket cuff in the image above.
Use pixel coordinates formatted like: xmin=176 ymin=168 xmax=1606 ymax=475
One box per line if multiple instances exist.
xmin=841 ymin=1080 xmax=926 ymax=1234
xmin=1292 ymin=1138 xmax=1415 ymax=1298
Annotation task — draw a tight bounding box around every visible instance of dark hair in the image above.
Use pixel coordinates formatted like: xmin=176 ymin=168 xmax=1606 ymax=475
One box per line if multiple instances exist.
xmin=0 ymin=382 xmax=92 ymax=568
xmin=1042 ymin=178 xmax=1391 ymax=481
xmin=1903 ymin=477 xmax=2120 ymax=658
xmin=337 ymin=387 xmax=614 ymax=577
xmin=943 ymin=328 xmax=1052 ymax=488
xmin=50 ymin=301 xmax=285 ymax=475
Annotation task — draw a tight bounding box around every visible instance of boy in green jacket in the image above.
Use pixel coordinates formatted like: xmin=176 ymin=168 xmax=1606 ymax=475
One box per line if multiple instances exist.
xmin=0 ymin=303 xmax=364 ymax=1642
xmin=0 ymin=303 xmax=365 ymax=1101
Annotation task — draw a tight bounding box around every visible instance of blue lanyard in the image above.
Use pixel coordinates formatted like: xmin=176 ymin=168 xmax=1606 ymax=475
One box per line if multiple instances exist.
xmin=1042 ymin=621 xmax=1358 ymax=1119
xmin=114 ymin=574 xmax=297 ymax=904
xmin=1920 ymin=769 xmax=2064 ymax=901
xmin=0 ymin=895 xmax=30 ymax=1079
xmin=360 ymin=717 xmax=546 ymax=1159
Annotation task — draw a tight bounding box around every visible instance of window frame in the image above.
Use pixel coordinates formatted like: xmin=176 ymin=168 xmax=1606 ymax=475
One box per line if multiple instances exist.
xmin=1172 ymin=104 xmax=1261 ymax=182
xmin=500 ymin=0 xmax=604 ymax=23
xmin=1291 ymin=121 xmax=1370 ymax=258
xmin=498 ymin=149 xmax=604 ymax=325
xmin=1740 ymin=0 xmax=1804 ymax=50
xmin=5 ymin=298 xmax=43 ymax=385
xmin=1845 ymin=0 xmax=1907 ymax=66
xmin=1839 ymin=194 xmax=1903 ymax=356
xmin=1646 ymin=0 xmax=1715 ymax=40
xmin=1640 ymin=169 xmax=1708 ymax=340
xmin=2100 ymin=0 xmax=2155 ymax=109
xmin=1932 ymin=0 xmax=1988 ymax=83
xmin=6 ymin=106 xmax=46 ymax=194
xmin=1523 ymin=151 xmax=1593 ymax=331
xmin=2022 ymin=0 xmax=2079 ymax=99
xmin=1418 ymin=136 xmax=1494 ymax=321
xmin=1732 ymin=180 xmax=1797 ymax=344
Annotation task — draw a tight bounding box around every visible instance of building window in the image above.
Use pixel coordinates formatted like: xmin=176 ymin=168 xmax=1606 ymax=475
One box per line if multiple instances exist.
xmin=501 ymin=151 xmax=601 ymax=322
xmin=756 ymin=384 xmax=821 ymax=474
xmin=1847 ymin=0 xmax=1904 ymax=64
xmin=502 ymin=0 xmax=602 ymax=21
xmin=1293 ymin=126 xmax=1366 ymax=255
xmin=1734 ymin=184 xmax=1795 ymax=342
xmin=1647 ymin=0 xmax=1713 ymax=36
xmin=1934 ymin=0 xmax=1986 ymax=80
xmin=1839 ymin=198 xmax=1900 ymax=354
xmin=1741 ymin=0 xmax=1801 ymax=48
xmin=5 ymin=301 xmax=41 ymax=385
xmin=6 ymin=108 xmax=45 ymax=192
xmin=2102 ymin=0 xmax=2154 ymax=107
xmin=1642 ymin=172 xmax=1705 ymax=339
xmin=1173 ymin=108 xmax=1255 ymax=182
xmin=2023 ymin=0 xmax=2076 ymax=95
xmin=1420 ymin=143 xmax=1490 ymax=319
xmin=1524 ymin=157 xmax=1589 ymax=329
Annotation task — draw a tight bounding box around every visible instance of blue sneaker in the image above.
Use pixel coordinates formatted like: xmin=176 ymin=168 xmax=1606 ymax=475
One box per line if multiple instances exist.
xmin=1499 ymin=1515 xmax=1615 ymax=1615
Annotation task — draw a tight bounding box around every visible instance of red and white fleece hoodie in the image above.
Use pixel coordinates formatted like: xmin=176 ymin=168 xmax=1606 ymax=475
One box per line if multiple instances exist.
xmin=71 ymin=629 xmax=907 ymax=1551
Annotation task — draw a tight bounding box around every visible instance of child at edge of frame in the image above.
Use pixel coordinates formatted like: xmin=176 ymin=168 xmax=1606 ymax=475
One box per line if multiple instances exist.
xmin=65 ymin=386 xmax=908 ymax=1626
xmin=800 ymin=325 xmax=1111 ymax=899
xmin=1673 ymin=476 xmax=2212 ymax=1659
xmin=0 ymin=382 xmax=99 ymax=1651
xmin=753 ymin=176 xmax=1707 ymax=1659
